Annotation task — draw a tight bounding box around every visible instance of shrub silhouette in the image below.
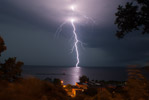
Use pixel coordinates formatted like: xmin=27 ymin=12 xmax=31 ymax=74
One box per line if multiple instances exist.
xmin=124 ymin=65 xmax=148 ymax=100
xmin=0 ymin=57 xmax=24 ymax=82
xmin=0 ymin=78 xmax=70 ymax=100
xmin=0 ymin=36 xmax=24 ymax=82
xmin=0 ymin=36 xmax=6 ymax=56
xmin=79 ymin=75 xmax=89 ymax=83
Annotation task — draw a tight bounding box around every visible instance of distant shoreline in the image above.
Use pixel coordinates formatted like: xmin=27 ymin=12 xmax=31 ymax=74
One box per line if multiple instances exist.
xmin=36 ymin=73 xmax=66 ymax=76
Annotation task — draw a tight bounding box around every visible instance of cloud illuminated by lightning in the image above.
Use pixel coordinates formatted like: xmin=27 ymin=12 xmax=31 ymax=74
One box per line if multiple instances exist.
xmin=69 ymin=3 xmax=80 ymax=67
xmin=55 ymin=1 xmax=95 ymax=67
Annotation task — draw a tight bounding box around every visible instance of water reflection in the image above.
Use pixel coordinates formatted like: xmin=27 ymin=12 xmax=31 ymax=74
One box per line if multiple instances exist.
xmin=69 ymin=67 xmax=81 ymax=85
xmin=23 ymin=66 xmax=134 ymax=85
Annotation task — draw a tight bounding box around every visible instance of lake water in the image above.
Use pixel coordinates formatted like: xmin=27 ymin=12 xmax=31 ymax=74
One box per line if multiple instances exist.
xmin=22 ymin=66 xmax=149 ymax=85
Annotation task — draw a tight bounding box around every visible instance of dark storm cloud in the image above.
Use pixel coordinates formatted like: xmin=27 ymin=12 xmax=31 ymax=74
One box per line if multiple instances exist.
xmin=77 ymin=24 xmax=149 ymax=66
xmin=0 ymin=0 xmax=149 ymax=66
xmin=0 ymin=0 xmax=59 ymax=33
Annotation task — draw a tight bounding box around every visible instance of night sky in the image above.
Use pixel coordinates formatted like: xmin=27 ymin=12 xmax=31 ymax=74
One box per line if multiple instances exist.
xmin=0 ymin=0 xmax=149 ymax=67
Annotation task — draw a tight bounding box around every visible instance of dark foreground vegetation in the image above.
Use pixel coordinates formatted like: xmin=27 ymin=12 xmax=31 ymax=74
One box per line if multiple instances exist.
xmin=1 ymin=36 xmax=149 ymax=100
xmin=64 ymin=66 xmax=149 ymax=100
xmin=0 ymin=78 xmax=70 ymax=100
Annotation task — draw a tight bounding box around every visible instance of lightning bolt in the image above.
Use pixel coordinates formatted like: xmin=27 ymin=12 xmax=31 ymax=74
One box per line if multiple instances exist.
xmin=71 ymin=20 xmax=80 ymax=67
xmin=55 ymin=1 xmax=95 ymax=67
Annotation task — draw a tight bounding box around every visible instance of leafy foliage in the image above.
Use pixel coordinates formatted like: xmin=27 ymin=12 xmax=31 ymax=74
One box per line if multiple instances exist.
xmin=115 ymin=0 xmax=149 ymax=38
xmin=53 ymin=78 xmax=62 ymax=86
xmin=79 ymin=75 xmax=89 ymax=83
xmin=0 ymin=57 xmax=24 ymax=82
xmin=0 ymin=36 xmax=24 ymax=82
xmin=124 ymin=65 xmax=148 ymax=100
xmin=0 ymin=36 xmax=6 ymax=56
xmin=0 ymin=78 xmax=70 ymax=100
xmin=84 ymin=87 xmax=98 ymax=96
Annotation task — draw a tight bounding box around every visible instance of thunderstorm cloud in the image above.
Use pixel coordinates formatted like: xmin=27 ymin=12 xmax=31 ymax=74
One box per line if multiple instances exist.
xmin=0 ymin=0 xmax=149 ymax=66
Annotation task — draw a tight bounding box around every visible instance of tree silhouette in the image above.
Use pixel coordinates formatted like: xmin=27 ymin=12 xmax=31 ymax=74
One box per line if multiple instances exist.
xmin=0 ymin=57 xmax=24 ymax=82
xmin=53 ymin=78 xmax=62 ymax=86
xmin=0 ymin=36 xmax=6 ymax=56
xmin=115 ymin=0 xmax=149 ymax=38
xmin=79 ymin=75 xmax=89 ymax=83
xmin=0 ymin=36 xmax=24 ymax=82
